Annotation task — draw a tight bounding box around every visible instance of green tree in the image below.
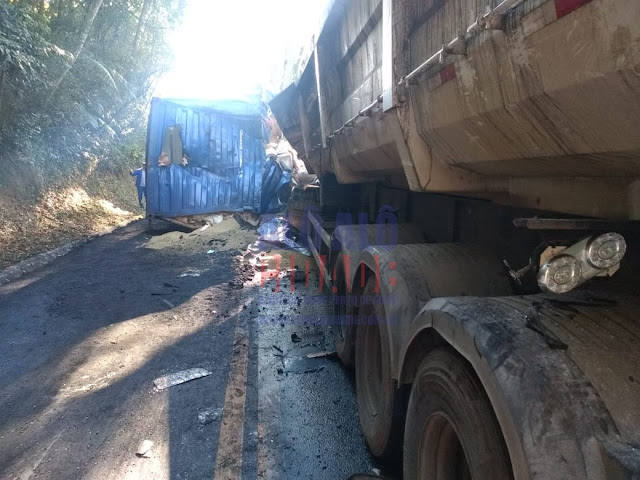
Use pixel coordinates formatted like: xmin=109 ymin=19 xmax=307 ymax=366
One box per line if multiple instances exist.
xmin=0 ymin=0 xmax=185 ymax=189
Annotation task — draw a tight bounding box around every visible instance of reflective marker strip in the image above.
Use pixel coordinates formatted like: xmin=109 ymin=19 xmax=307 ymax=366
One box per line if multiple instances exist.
xmin=555 ymin=0 xmax=591 ymax=19
xmin=440 ymin=64 xmax=457 ymax=85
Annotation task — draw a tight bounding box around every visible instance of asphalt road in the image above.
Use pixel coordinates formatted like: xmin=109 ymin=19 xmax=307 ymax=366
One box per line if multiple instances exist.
xmin=0 ymin=220 xmax=377 ymax=479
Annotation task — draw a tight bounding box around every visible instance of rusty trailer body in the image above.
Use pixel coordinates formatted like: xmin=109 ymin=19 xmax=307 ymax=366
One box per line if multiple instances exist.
xmin=271 ymin=0 xmax=640 ymax=220
xmin=270 ymin=0 xmax=640 ymax=478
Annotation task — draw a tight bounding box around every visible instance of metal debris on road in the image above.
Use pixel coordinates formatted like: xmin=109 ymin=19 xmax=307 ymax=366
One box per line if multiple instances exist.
xmin=288 ymin=268 xmax=306 ymax=283
xmin=198 ymin=406 xmax=223 ymax=425
xmin=283 ymin=345 xmax=329 ymax=374
xmin=136 ymin=440 xmax=154 ymax=458
xmin=153 ymin=368 xmax=212 ymax=390
xmin=306 ymin=350 xmax=336 ymax=359
xmin=257 ymin=217 xmax=310 ymax=256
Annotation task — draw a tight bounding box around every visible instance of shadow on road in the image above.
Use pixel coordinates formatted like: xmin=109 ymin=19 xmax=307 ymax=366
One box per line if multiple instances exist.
xmin=0 ymin=221 xmax=248 ymax=478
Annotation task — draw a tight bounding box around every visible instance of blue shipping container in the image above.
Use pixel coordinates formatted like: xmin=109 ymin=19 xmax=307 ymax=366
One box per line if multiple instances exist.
xmin=145 ymin=97 xmax=267 ymax=217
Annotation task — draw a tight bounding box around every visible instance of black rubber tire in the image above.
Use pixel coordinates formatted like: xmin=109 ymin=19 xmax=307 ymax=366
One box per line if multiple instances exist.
xmin=333 ymin=304 xmax=356 ymax=368
xmin=332 ymin=254 xmax=355 ymax=368
xmin=404 ymin=348 xmax=512 ymax=480
xmin=355 ymin=277 xmax=405 ymax=460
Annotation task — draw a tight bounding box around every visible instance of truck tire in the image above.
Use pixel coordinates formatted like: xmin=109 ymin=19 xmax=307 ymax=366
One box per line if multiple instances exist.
xmin=333 ymin=302 xmax=355 ymax=368
xmin=333 ymin=254 xmax=355 ymax=368
xmin=404 ymin=348 xmax=512 ymax=479
xmin=355 ymin=277 xmax=405 ymax=460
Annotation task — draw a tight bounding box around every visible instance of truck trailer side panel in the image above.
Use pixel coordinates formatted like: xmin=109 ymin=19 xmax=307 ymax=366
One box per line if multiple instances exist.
xmin=271 ymin=0 xmax=640 ymax=219
xmin=146 ymin=97 xmax=266 ymax=217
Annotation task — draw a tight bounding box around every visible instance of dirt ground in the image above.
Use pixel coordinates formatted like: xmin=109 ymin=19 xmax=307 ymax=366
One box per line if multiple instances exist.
xmin=0 ymin=217 xmax=378 ymax=479
xmin=0 ymin=174 xmax=142 ymax=269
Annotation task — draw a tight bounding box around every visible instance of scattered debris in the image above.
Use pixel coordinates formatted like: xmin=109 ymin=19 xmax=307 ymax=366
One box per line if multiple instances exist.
xmin=371 ymin=468 xmax=381 ymax=476
xmin=257 ymin=217 xmax=310 ymax=256
xmin=306 ymin=350 xmax=336 ymax=359
xmin=285 ymin=362 xmax=324 ymax=375
xmin=153 ymin=368 xmax=212 ymax=390
xmin=161 ymin=299 xmax=175 ymax=309
xmin=261 ymin=158 xmax=291 ymax=213
xmin=207 ymin=249 xmax=216 ymax=254
xmin=136 ymin=440 xmax=154 ymax=458
xmin=153 ymin=281 xmax=180 ymax=295
xmin=288 ymin=268 xmax=306 ymax=283
xmin=206 ymin=214 xmax=224 ymax=225
xmin=233 ymin=212 xmax=260 ymax=228
xmin=146 ymin=216 xmax=255 ymax=254
xmin=291 ymin=333 xmax=302 ymax=343
xmin=178 ymin=272 xmax=200 ymax=278
xmin=282 ymin=345 xmax=330 ymax=374
xmin=198 ymin=406 xmax=223 ymax=425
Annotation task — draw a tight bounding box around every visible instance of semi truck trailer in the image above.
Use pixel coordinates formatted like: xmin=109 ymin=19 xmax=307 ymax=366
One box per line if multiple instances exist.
xmin=269 ymin=0 xmax=640 ymax=478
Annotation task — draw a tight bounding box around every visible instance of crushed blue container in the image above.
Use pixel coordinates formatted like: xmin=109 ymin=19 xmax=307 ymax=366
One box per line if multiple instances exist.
xmin=145 ymin=97 xmax=267 ymax=217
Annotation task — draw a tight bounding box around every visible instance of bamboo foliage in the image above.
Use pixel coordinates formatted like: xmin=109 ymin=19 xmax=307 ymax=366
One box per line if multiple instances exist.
xmin=44 ymin=0 xmax=105 ymax=107
xmin=0 ymin=0 xmax=186 ymax=187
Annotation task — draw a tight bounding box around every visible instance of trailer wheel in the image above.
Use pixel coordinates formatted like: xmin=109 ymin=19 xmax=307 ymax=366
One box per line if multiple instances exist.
xmin=333 ymin=254 xmax=355 ymax=368
xmin=355 ymin=277 xmax=404 ymax=460
xmin=333 ymin=303 xmax=356 ymax=368
xmin=404 ymin=348 xmax=512 ymax=479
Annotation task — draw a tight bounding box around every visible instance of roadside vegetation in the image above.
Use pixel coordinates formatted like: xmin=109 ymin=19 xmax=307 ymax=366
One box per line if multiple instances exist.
xmin=0 ymin=0 xmax=185 ymax=267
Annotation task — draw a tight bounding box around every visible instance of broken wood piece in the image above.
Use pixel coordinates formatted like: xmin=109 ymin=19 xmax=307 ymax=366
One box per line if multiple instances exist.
xmin=153 ymin=368 xmax=211 ymax=390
